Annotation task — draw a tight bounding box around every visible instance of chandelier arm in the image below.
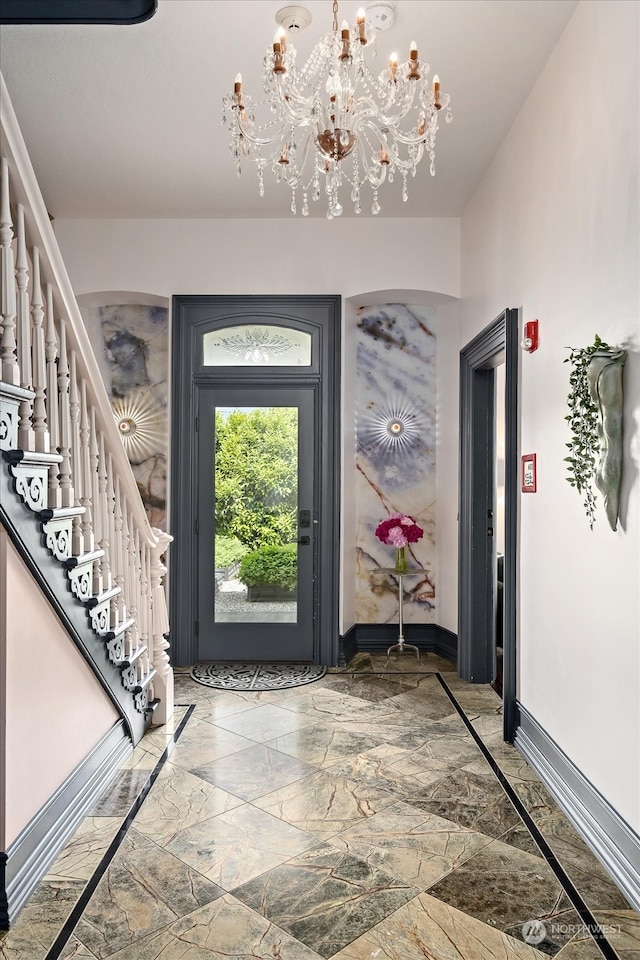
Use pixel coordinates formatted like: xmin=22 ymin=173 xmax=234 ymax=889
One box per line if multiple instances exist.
xmin=283 ymin=129 xmax=318 ymax=188
xmin=229 ymin=114 xmax=293 ymax=151
xmin=355 ymin=129 xmax=389 ymax=188
xmin=391 ymin=121 xmax=438 ymax=148
xmin=271 ymin=73 xmax=317 ymax=116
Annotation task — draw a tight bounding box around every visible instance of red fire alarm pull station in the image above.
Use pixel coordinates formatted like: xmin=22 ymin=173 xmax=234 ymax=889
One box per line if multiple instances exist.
xmin=521 ymin=319 xmax=539 ymax=352
xmin=522 ymin=454 xmax=537 ymax=492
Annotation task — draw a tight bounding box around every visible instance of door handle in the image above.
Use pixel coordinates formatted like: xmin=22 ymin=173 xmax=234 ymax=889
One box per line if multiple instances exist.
xmin=289 ymin=536 xmax=310 ymax=545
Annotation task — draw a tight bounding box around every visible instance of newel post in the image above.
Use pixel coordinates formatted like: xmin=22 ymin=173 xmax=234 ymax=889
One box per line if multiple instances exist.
xmin=150 ymin=528 xmax=174 ymax=725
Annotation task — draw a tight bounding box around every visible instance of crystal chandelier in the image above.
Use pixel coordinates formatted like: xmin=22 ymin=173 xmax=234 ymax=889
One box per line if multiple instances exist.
xmin=222 ymin=1 xmax=452 ymax=218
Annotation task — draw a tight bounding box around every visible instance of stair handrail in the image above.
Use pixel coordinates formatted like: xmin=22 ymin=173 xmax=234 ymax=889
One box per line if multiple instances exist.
xmin=0 ymin=75 xmax=156 ymax=542
xmin=1 ymin=73 xmax=173 ymax=726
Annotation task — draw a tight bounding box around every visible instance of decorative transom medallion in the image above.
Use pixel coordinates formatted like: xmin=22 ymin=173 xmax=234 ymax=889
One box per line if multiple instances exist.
xmin=220 ymin=328 xmax=294 ymax=363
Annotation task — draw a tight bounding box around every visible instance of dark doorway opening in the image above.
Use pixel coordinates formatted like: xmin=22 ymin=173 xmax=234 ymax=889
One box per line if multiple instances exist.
xmin=458 ymin=308 xmax=519 ymax=741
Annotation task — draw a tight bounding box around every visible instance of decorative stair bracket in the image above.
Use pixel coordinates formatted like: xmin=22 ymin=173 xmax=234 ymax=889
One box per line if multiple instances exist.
xmin=4 ymin=448 xmax=62 ymax=512
xmin=0 ymin=383 xmax=34 ymax=451
xmin=40 ymin=506 xmax=85 ymax=562
xmin=104 ymin=618 xmax=134 ymax=667
xmin=134 ymin=667 xmax=157 ymax=714
xmin=65 ymin=548 xmax=104 ymax=602
xmin=119 ymin=642 xmax=147 ymax=691
xmin=86 ymin=585 xmax=120 ymax=636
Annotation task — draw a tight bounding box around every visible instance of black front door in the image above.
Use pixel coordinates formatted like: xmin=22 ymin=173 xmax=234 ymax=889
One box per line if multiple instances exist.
xmin=170 ymin=294 xmax=341 ymax=668
xmin=196 ymin=385 xmax=316 ymax=661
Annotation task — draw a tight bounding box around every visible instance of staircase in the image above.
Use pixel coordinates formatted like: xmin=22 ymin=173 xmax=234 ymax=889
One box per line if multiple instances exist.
xmin=0 ymin=73 xmax=175 ymax=931
xmin=0 ymin=73 xmax=173 ymax=746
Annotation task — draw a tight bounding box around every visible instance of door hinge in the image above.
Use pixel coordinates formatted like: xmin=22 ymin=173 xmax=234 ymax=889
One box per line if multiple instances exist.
xmin=195 ymin=518 xmax=200 ymax=535
xmin=195 ymin=416 xmax=199 ymax=432
xmin=194 ymin=620 xmax=199 ymax=638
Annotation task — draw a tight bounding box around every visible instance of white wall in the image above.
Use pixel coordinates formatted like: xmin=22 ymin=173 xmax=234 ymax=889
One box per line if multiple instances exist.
xmin=0 ymin=530 xmax=119 ymax=846
xmin=55 ymin=218 xmax=460 ymax=302
xmin=461 ymin=0 xmax=639 ymax=830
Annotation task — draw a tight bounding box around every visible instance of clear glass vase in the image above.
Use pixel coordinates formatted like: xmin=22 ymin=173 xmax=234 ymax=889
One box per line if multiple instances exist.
xmin=395 ymin=546 xmax=408 ymax=573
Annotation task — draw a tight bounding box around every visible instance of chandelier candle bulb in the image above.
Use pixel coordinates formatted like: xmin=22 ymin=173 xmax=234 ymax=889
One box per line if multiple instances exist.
xmin=389 ymin=52 xmax=398 ymax=80
xmin=233 ymin=74 xmax=244 ymax=112
xmin=357 ymin=7 xmax=366 ymax=43
xmin=433 ymin=73 xmax=441 ymax=108
xmin=407 ymin=41 xmax=421 ymax=80
xmin=273 ymin=36 xmax=286 ymax=74
xmin=340 ymin=20 xmax=350 ymax=60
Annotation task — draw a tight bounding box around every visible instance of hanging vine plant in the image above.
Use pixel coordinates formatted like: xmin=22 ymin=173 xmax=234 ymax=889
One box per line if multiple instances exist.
xmin=563 ymin=333 xmax=611 ymax=529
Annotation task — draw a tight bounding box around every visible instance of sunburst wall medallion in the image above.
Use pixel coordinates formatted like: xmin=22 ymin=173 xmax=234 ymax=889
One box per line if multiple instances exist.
xmin=112 ymin=393 xmax=165 ymax=462
xmin=359 ymin=397 xmax=425 ymax=453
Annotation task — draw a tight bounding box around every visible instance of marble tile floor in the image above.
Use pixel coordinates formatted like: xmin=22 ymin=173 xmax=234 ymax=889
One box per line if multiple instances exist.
xmin=1 ymin=653 xmax=638 ymax=960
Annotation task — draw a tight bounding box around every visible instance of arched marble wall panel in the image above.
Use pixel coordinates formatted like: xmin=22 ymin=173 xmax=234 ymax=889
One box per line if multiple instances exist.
xmin=356 ymin=303 xmax=436 ymax=623
xmin=78 ymin=296 xmax=169 ymax=531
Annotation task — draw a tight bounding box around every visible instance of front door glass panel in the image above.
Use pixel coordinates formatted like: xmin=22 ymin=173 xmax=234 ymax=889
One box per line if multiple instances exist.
xmin=213 ymin=405 xmax=298 ymax=624
xmin=197 ymin=385 xmax=315 ymax=662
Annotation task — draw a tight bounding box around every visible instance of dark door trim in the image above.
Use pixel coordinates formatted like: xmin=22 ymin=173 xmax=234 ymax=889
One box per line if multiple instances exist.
xmin=170 ymin=295 xmax=341 ymax=668
xmin=458 ymin=308 xmax=519 ymax=741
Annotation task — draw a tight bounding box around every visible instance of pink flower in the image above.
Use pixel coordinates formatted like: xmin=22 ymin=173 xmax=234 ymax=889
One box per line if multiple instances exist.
xmin=387 ymin=525 xmax=408 ymax=547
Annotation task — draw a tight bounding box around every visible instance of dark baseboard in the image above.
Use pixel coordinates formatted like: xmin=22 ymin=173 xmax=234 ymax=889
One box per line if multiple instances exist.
xmin=338 ymin=625 xmax=358 ymax=666
xmin=0 ymin=720 xmax=131 ymax=930
xmin=338 ymin=623 xmax=457 ymax=667
xmin=515 ymin=705 xmax=640 ymax=914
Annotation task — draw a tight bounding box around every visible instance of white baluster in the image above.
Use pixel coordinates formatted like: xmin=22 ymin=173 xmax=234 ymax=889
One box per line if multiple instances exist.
xmin=57 ymin=319 xmax=73 ymax=508
xmin=97 ymin=431 xmax=112 ymax=592
xmin=15 ymin=204 xmax=34 ymax=449
xmin=90 ymin=405 xmax=102 ymax=594
xmin=79 ymin=380 xmax=94 ymax=553
xmin=139 ymin=537 xmax=150 ymax=684
xmin=45 ymin=285 xmax=61 ymax=507
xmin=127 ymin=511 xmax=140 ymax=659
xmin=0 ymin=156 xmax=19 ymax=386
xmin=105 ymin=447 xmax=117 ymax=609
xmin=30 ymin=247 xmax=49 ymax=453
xmin=150 ymin=529 xmax=174 ymax=724
xmin=113 ymin=469 xmax=126 ymax=625
xmin=123 ymin=508 xmax=136 ymax=659
xmin=69 ymin=351 xmax=83 ymax=553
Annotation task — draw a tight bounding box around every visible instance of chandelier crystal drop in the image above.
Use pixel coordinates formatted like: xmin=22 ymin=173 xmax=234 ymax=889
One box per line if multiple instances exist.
xmin=222 ymin=1 xmax=452 ymax=218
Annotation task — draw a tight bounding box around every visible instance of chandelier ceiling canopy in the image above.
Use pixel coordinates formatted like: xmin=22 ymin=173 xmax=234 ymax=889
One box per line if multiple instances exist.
xmin=222 ymin=1 xmax=452 ymax=218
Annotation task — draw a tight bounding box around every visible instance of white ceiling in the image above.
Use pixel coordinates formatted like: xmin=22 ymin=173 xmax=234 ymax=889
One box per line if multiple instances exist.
xmin=0 ymin=0 xmax=578 ymax=219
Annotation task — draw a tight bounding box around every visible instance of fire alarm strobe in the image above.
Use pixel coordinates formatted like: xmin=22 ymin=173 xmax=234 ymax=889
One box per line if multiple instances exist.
xmin=521 ymin=319 xmax=539 ymax=352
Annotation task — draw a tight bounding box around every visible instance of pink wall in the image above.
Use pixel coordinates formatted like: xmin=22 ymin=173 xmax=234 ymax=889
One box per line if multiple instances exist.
xmin=0 ymin=528 xmax=119 ymax=847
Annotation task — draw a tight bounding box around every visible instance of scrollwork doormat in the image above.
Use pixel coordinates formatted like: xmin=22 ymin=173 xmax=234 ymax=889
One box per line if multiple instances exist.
xmin=190 ymin=663 xmax=327 ymax=691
